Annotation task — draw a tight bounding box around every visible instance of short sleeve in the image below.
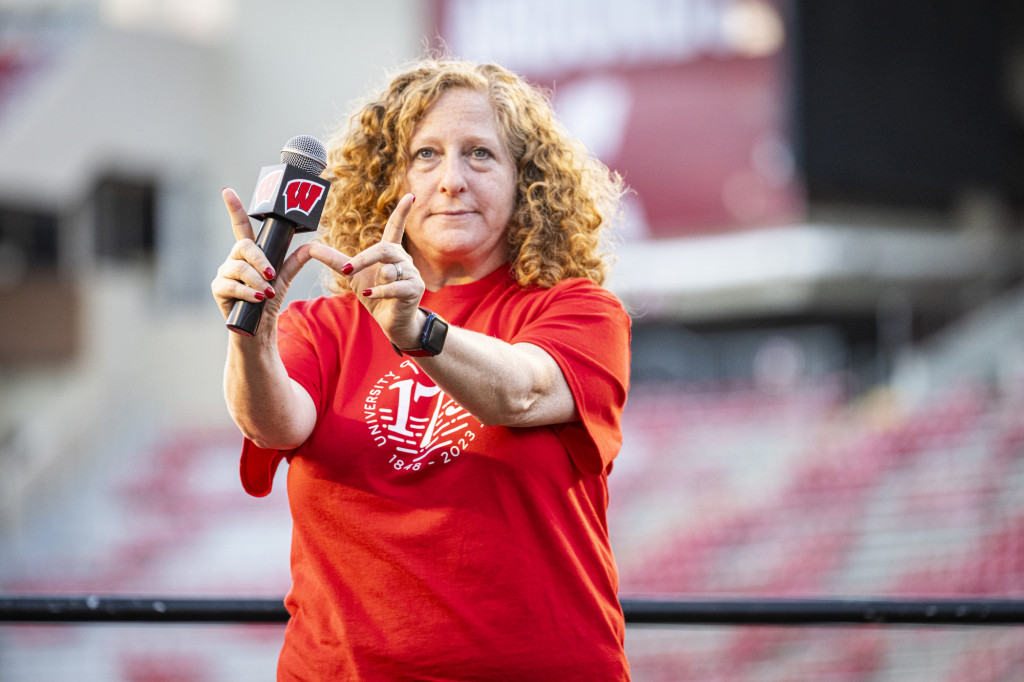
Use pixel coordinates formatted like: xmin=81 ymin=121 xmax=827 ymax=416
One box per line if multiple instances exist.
xmin=512 ymin=281 xmax=631 ymax=475
xmin=238 ymin=302 xmax=322 ymax=497
xmin=240 ymin=439 xmax=287 ymax=497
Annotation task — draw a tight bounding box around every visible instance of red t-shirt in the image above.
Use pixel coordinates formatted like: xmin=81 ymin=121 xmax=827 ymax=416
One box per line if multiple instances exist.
xmin=241 ymin=265 xmax=631 ymax=681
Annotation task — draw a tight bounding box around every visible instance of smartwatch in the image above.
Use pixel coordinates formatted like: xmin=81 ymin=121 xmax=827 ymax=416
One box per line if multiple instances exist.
xmin=392 ymin=308 xmax=449 ymax=357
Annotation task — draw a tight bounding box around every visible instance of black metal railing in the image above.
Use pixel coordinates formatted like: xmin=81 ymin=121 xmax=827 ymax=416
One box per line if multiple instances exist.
xmin=3 ymin=596 xmax=1024 ymax=626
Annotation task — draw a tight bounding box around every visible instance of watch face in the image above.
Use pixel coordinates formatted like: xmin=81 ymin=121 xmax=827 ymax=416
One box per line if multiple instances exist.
xmin=423 ymin=315 xmax=448 ymax=355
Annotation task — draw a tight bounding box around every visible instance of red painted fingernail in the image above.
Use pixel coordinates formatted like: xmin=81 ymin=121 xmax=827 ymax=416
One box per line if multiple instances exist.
xmin=265 ymin=287 xmax=275 ymax=299
xmin=341 ymin=263 xmax=354 ymax=275
xmin=362 ymin=289 xmax=372 ymax=297
xmin=264 ymin=267 xmax=276 ymax=279
xmin=254 ymin=292 xmax=265 ymax=301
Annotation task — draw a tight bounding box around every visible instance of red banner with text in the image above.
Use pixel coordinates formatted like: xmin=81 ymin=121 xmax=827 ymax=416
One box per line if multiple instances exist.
xmin=432 ymin=0 xmax=804 ymax=239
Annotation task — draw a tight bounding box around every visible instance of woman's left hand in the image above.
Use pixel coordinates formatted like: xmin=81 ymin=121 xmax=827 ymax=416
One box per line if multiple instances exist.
xmin=307 ymin=193 xmax=425 ymax=348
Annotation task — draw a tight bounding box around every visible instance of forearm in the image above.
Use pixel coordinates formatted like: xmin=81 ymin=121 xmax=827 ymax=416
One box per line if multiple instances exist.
xmin=414 ymin=326 xmax=577 ymax=428
xmin=224 ymin=333 xmax=316 ymax=449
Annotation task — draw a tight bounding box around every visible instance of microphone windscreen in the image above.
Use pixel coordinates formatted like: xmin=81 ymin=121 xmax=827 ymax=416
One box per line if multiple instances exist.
xmin=281 ymin=135 xmax=327 ymax=174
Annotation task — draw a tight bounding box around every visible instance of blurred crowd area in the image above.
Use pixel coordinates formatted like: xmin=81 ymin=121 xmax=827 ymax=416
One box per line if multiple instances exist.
xmin=4 ymin=369 xmax=1024 ymax=679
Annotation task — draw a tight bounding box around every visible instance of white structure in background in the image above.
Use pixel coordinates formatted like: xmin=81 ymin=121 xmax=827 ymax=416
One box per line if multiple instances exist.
xmin=0 ymin=0 xmax=425 ymax=530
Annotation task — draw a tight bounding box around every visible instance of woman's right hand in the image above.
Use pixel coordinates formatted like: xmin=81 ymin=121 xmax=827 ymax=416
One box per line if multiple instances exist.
xmin=213 ymin=188 xmax=318 ymax=449
xmin=211 ymin=188 xmax=310 ymax=329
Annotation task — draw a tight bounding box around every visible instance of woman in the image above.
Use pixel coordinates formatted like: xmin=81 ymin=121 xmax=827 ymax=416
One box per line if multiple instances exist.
xmin=212 ymin=58 xmax=631 ymax=681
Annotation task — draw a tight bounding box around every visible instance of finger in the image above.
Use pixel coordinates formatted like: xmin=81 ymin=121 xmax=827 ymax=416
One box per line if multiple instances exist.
xmin=381 ymin=193 xmax=415 ymax=245
xmin=363 ymin=259 xmax=421 ymax=298
xmin=385 ymin=260 xmax=416 ymax=285
xmin=350 ymin=243 xmax=406 ymax=277
xmin=223 ymin=188 xmax=256 ymax=243
xmin=360 ymin=279 xmax=421 ymax=301
xmin=373 ymin=261 xmax=403 ymax=285
xmin=276 ymin=242 xmax=313 ymax=289
xmin=212 ymin=244 xmax=312 ymax=317
xmin=212 ymin=277 xmax=269 ymax=306
xmin=307 ymin=243 xmax=354 ymax=275
xmin=212 ymin=257 xmax=274 ymax=307
xmin=230 ymin=237 xmax=278 ymax=283
xmin=220 ymin=255 xmax=274 ymax=294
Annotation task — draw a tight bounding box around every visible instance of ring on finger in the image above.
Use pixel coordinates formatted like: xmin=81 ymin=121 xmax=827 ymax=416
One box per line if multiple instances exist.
xmin=394 ymin=262 xmax=404 ymax=281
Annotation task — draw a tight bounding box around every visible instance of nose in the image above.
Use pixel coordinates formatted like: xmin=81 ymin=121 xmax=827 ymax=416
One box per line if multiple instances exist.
xmin=438 ymin=156 xmax=467 ymax=195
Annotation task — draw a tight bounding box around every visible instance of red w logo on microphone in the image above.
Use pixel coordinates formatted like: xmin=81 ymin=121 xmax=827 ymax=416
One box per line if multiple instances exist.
xmin=283 ymin=179 xmax=327 ymax=216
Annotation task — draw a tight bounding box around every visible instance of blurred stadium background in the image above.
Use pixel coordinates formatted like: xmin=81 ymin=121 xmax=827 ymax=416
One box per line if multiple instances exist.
xmin=2 ymin=0 xmax=1024 ymax=679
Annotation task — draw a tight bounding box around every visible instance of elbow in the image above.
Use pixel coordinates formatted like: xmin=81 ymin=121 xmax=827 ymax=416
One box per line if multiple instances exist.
xmin=231 ymin=412 xmax=308 ymax=451
xmin=243 ymin=431 xmax=304 ymax=451
xmin=476 ymin=390 xmax=541 ymax=428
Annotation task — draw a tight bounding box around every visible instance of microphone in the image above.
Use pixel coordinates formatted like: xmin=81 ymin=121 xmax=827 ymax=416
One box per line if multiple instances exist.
xmin=226 ymin=135 xmax=332 ymax=336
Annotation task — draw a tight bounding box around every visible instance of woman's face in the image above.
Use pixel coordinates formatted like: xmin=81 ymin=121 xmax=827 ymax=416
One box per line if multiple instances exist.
xmin=401 ymin=87 xmax=517 ymax=284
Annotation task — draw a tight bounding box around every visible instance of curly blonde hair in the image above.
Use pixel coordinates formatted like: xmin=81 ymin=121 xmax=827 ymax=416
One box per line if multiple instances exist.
xmin=318 ymin=58 xmax=625 ymax=294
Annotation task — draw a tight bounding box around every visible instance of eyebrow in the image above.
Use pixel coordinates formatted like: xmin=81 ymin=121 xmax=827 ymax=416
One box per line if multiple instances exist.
xmin=410 ymin=133 xmax=503 ymax=149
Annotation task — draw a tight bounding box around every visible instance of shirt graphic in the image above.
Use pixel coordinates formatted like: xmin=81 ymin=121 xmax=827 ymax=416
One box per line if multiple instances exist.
xmin=363 ymin=359 xmax=478 ymax=472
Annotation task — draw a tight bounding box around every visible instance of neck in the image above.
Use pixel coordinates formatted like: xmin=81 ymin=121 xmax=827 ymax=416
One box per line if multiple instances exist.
xmin=410 ymin=248 xmax=509 ymax=292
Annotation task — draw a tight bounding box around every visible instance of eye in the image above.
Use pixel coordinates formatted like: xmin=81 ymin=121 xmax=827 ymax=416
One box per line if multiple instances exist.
xmin=471 ymin=147 xmax=492 ymax=160
xmin=414 ymin=148 xmax=435 ymax=160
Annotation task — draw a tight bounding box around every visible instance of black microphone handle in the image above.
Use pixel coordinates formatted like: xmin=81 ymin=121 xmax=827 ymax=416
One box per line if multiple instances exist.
xmin=226 ymin=216 xmax=297 ymax=337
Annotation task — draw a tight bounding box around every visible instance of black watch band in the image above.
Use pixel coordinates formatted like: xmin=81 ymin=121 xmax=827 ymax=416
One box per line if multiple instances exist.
xmin=391 ymin=308 xmax=448 ymax=357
